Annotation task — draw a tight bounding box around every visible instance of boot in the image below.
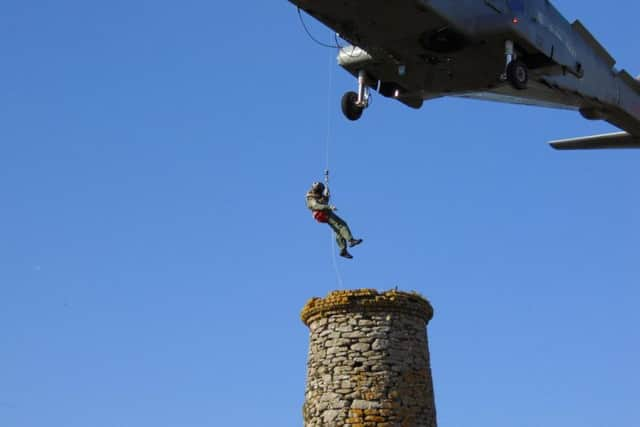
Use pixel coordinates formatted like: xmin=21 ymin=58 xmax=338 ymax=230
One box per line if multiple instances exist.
xmin=348 ymin=238 xmax=363 ymax=248
xmin=339 ymin=248 xmax=353 ymax=259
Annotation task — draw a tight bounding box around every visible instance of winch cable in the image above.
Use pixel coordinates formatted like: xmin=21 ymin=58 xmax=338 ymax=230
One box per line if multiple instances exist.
xmin=298 ymin=8 xmax=346 ymax=286
xmin=322 ymin=31 xmax=344 ymax=288
xmin=297 ymin=7 xmax=341 ymax=49
xmin=297 ymin=7 xmax=362 ymax=59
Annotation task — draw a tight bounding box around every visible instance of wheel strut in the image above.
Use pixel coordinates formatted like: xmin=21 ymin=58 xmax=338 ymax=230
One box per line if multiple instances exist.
xmin=501 ymin=40 xmax=515 ymax=80
xmin=356 ymin=70 xmax=370 ymax=108
xmin=341 ymin=70 xmax=371 ymax=121
xmin=505 ymin=40 xmax=514 ymax=69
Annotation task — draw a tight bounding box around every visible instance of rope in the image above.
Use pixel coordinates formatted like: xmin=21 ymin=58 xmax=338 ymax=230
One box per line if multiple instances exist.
xmin=324 ymin=31 xmax=333 ymax=175
xmin=322 ymin=30 xmax=345 ymax=288
xmin=297 ymin=8 xmax=341 ymax=49
xmin=298 ymin=12 xmax=346 ymax=286
xmin=330 ymin=233 xmax=345 ymax=288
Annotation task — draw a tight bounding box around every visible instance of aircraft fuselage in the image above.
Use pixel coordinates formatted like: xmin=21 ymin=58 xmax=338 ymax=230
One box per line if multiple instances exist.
xmin=290 ymin=0 xmax=640 ymax=141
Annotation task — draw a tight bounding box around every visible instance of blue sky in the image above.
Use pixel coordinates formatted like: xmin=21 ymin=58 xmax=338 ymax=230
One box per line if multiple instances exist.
xmin=1 ymin=1 xmax=638 ymax=426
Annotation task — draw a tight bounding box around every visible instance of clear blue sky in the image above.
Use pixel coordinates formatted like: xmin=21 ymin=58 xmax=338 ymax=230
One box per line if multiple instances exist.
xmin=1 ymin=1 xmax=638 ymax=426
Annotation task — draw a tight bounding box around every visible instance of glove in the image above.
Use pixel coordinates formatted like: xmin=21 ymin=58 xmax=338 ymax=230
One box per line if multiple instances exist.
xmin=329 ymin=205 xmax=337 ymax=211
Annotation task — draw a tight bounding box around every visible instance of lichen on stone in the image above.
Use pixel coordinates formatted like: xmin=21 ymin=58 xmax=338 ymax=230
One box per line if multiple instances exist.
xmin=301 ymin=289 xmax=434 ymax=326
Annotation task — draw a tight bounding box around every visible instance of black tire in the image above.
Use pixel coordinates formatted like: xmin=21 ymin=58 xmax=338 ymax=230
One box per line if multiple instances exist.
xmin=506 ymin=60 xmax=528 ymax=90
xmin=341 ymin=91 xmax=364 ymax=121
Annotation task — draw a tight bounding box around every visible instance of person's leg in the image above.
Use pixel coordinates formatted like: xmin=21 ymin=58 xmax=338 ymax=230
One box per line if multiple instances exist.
xmin=328 ymin=214 xmax=352 ymax=258
xmin=334 ymin=232 xmax=347 ymax=251
xmin=329 ymin=212 xmax=362 ymax=248
xmin=328 ymin=212 xmax=354 ymax=242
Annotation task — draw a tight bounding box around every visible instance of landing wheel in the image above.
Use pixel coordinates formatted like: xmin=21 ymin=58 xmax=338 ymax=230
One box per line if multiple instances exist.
xmin=506 ymin=60 xmax=528 ymax=90
xmin=341 ymin=91 xmax=364 ymax=121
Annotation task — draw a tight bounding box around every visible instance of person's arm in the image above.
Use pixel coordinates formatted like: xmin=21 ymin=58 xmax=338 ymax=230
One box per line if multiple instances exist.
xmin=322 ymin=186 xmax=336 ymax=210
xmin=306 ymin=196 xmax=334 ymax=211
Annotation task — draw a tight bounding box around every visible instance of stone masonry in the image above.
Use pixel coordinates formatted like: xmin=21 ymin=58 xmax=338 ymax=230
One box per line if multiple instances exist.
xmin=301 ymin=289 xmax=437 ymax=427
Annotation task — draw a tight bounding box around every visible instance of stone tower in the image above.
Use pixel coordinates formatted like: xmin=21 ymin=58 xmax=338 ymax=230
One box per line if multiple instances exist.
xmin=301 ymin=289 xmax=437 ymax=427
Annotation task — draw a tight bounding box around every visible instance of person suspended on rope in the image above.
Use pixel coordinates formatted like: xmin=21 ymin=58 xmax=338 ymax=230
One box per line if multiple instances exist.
xmin=305 ymin=178 xmax=362 ymax=259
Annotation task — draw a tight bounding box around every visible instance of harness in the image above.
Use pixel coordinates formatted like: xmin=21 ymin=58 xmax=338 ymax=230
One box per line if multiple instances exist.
xmin=309 ymin=169 xmax=331 ymax=223
xmin=313 ymin=210 xmax=329 ymax=223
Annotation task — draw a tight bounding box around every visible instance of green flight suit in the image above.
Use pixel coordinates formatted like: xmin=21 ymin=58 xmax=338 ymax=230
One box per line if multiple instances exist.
xmin=306 ymin=188 xmax=354 ymax=250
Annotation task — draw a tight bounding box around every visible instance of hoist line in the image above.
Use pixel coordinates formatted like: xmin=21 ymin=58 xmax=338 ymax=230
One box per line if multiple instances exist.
xmin=322 ymin=30 xmax=344 ymax=289
xmin=324 ymin=32 xmax=334 ymax=176
xmin=297 ymin=7 xmax=341 ymax=49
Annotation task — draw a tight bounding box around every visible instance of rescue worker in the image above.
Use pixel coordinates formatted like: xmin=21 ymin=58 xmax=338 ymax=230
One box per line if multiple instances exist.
xmin=306 ymin=181 xmax=363 ymax=259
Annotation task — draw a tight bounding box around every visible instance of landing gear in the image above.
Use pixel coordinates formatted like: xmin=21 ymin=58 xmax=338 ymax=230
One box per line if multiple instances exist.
xmin=341 ymin=91 xmax=364 ymax=121
xmin=506 ymin=59 xmax=528 ymax=90
xmin=341 ymin=70 xmax=371 ymax=121
xmin=502 ymin=40 xmax=528 ymax=90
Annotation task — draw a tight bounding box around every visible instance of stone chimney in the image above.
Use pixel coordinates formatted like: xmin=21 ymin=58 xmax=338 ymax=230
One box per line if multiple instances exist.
xmin=301 ymin=289 xmax=437 ymax=427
